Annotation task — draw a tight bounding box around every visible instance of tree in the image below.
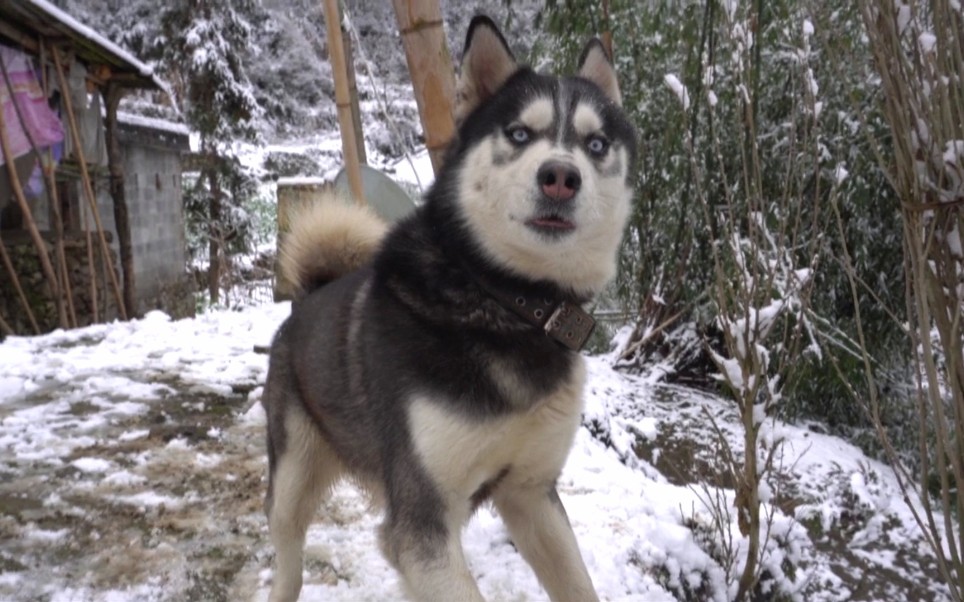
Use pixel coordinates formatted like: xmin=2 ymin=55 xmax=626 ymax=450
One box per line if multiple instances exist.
xmin=858 ymin=1 xmax=964 ymax=597
xmin=158 ymin=0 xmax=262 ymax=304
xmin=536 ymin=0 xmax=912 ymax=597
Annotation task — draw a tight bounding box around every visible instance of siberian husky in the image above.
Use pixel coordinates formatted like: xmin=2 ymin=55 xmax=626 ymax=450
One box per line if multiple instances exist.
xmin=262 ymin=15 xmax=637 ymax=602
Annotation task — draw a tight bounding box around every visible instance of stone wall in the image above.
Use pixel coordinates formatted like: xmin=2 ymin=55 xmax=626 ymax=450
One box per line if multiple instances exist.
xmin=0 ymin=231 xmax=120 ymax=335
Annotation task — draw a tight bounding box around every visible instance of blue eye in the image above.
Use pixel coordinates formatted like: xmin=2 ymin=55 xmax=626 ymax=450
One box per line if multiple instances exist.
xmin=507 ymin=126 xmax=531 ymax=144
xmin=587 ymin=135 xmax=609 ymax=156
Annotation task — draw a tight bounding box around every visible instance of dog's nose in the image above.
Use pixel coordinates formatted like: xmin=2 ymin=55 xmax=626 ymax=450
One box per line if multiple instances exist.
xmin=537 ymin=161 xmax=581 ymax=202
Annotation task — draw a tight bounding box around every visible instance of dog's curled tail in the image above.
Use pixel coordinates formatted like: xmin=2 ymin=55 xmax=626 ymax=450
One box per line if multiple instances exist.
xmin=279 ymin=192 xmax=389 ymax=298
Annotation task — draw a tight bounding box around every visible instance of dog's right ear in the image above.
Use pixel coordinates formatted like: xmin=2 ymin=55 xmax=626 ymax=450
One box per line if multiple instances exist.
xmin=578 ymin=39 xmax=622 ymax=106
xmin=455 ymin=15 xmax=518 ymax=124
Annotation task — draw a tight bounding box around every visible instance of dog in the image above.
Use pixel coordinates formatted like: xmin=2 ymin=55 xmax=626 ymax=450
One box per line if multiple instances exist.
xmin=262 ymin=15 xmax=637 ymax=602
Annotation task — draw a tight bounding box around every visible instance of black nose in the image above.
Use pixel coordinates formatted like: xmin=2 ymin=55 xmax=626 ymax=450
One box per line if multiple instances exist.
xmin=537 ymin=161 xmax=581 ymax=202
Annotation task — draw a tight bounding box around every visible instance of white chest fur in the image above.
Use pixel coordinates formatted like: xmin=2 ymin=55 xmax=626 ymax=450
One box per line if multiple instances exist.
xmin=407 ymin=358 xmax=587 ymax=508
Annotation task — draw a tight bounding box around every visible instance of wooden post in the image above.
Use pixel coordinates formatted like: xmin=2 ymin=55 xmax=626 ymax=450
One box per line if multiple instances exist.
xmin=321 ymin=0 xmax=365 ymax=204
xmin=391 ymin=0 xmax=456 ymax=175
xmin=342 ymin=30 xmax=367 ymax=165
xmin=104 ymin=84 xmax=137 ymax=317
xmin=51 ymin=46 xmax=127 ymax=320
xmin=206 ymin=157 xmax=222 ymax=305
xmin=0 ymin=102 xmax=67 ymax=330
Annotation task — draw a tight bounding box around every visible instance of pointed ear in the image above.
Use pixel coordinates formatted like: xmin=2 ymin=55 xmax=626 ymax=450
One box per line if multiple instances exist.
xmin=577 ymin=39 xmax=622 ymax=106
xmin=455 ymin=16 xmax=519 ymax=124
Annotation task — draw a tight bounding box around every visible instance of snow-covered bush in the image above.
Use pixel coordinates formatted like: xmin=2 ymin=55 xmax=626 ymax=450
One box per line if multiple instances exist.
xmin=538 ymin=0 xmax=909 ymax=439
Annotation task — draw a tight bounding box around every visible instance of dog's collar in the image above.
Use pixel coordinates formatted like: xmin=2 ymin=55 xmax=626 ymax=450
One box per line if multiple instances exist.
xmin=475 ymin=280 xmax=596 ymax=351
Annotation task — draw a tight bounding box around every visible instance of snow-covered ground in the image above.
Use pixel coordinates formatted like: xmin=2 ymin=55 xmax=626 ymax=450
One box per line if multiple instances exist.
xmin=0 ymin=302 xmax=953 ymax=601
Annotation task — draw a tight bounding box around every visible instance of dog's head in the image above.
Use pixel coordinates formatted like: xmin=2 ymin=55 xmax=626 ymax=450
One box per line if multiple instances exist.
xmin=444 ymin=16 xmax=637 ymax=298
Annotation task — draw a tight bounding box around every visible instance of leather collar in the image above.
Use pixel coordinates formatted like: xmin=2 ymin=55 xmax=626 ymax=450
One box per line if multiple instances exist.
xmin=475 ymin=279 xmax=596 ymax=351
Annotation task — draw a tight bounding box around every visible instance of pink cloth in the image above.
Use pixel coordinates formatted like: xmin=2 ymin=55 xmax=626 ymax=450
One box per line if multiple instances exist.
xmin=0 ymin=45 xmax=64 ymax=165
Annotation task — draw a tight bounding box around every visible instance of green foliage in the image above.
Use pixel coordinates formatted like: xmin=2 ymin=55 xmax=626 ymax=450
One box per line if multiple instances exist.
xmin=263 ymin=151 xmax=324 ymax=179
xmin=157 ymin=0 xmax=263 ymax=143
xmin=536 ymin=0 xmax=909 ymax=437
xmin=183 ymin=158 xmax=261 ymax=263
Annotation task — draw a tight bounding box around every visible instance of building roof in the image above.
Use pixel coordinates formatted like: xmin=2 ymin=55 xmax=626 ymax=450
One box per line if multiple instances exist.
xmin=0 ymin=0 xmax=164 ymax=91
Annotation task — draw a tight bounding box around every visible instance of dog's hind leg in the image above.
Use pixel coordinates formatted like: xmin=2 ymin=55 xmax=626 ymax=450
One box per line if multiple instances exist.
xmin=493 ymin=484 xmax=599 ymax=602
xmin=380 ymin=499 xmax=485 ymax=602
xmin=266 ymin=403 xmax=343 ymax=602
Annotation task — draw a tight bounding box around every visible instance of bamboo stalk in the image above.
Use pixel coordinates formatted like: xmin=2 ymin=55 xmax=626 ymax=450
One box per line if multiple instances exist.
xmin=342 ymin=31 xmax=366 ymax=165
xmin=57 ymin=233 xmax=76 ymax=326
xmin=601 ymin=0 xmax=613 ymax=58
xmin=0 ymin=99 xmax=65 ymax=331
xmin=0 ymin=230 xmax=40 ymax=334
xmin=392 ymin=0 xmax=456 ymax=175
xmin=51 ymin=46 xmax=127 ymax=320
xmin=321 ymin=0 xmax=365 ymax=205
xmin=0 ymin=51 xmax=76 ymax=328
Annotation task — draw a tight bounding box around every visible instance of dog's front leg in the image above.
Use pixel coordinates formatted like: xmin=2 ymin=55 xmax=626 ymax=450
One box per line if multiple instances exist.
xmin=494 ymin=484 xmax=599 ymax=602
xmin=380 ymin=506 xmax=484 ymax=602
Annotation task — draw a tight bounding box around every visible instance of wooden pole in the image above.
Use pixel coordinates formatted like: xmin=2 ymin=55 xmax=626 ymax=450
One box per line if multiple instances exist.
xmin=321 ymin=0 xmax=365 ymax=205
xmin=57 ymin=234 xmax=76 ymax=326
xmin=342 ymin=28 xmax=367 ymax=165
xmin=35 ymin=42 xmax=77 ymax=325
xmin=0 ymin=230 xmax=40 ymax=334
xmin=391 ymin=0 xmax=456 ymax=175
xmin=51 ymin=46 xmax=127 ymax=320
xmin=103 ymin=84 xmax=137 ymax=317
xmin=0 ymin=103 xmax=66 ymax=330
xmin=601 ymin=0 xmax=613 ymax=58
xmin=0 ymin=53 xmax=76 ymax=328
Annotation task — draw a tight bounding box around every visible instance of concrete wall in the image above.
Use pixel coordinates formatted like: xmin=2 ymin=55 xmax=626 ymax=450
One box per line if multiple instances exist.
xmin=1 ymin=118 xmax=191 ymax=334
xmin=97 ymin=120 xmax=191 ymax=316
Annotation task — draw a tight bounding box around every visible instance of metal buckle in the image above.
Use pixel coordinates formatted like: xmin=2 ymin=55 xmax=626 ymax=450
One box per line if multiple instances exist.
xmin=544 ymin=301 xmax=596 ymax=351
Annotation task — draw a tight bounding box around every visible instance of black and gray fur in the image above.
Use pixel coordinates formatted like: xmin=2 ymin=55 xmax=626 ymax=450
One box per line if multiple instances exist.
xmin=263 ymin=15 xmax=637 ymax=602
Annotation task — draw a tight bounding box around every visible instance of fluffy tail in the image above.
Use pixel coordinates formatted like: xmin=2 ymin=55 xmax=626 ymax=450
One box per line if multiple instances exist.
xmin=279 ymin=191 xmax=389 ymax=298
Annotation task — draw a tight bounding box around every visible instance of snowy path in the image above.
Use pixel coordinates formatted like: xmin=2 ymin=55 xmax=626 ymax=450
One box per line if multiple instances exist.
xmin=0 ymin=305 xmax=952 ymax=601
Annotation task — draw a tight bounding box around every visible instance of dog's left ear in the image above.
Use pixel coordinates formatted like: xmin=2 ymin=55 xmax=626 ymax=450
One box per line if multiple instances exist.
xmin=577 ymin=40 xmax=622 ymax=106
xmin=455 ymin=16 xmax=519 ymax=123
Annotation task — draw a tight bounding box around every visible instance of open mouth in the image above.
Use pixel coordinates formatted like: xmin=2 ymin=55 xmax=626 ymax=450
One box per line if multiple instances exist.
xmin=525 ymin=215 xmax=576 ymax=233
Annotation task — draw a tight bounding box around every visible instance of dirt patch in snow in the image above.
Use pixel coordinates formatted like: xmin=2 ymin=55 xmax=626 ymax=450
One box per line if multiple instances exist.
xmin=0 ymin=374 xmax=271 ymax=601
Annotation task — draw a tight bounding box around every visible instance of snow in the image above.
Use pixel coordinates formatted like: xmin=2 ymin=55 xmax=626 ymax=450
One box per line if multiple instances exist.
xmin=834 ymin=163 xmax=849 ymax=184
xmin=663 ymin=73 xmax=691 ymax=111
xmin=118 ymin=112 xmax=190 ymax=136
xmin=919 ymin=31 xmax=937 ymax=53
xmin=275 ymin=176 xmax=329 ymax=186
xmin=23 ymin=0 xmax=166 ymax=90
xmin=896 ymin=3 xmax=912 ymax=34
xmin=0 ymin=304 xmax=955 ymax=601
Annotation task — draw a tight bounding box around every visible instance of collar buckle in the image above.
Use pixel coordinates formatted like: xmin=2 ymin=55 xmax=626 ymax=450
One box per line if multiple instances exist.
xmin=543 ymin=301 xmax=596 ymax=351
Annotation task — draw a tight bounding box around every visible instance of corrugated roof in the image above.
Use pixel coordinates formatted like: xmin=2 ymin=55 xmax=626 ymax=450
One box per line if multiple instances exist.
xmin=0 ymin=0 xmax=164 ymax=90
